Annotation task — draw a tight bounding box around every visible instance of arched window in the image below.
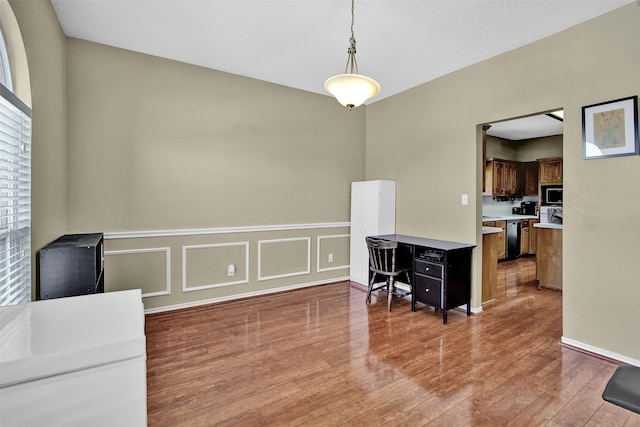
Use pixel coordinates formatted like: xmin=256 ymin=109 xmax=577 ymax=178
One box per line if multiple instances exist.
xmin=0 ymin=27 xmax=13 ymax=91
xmin=0 ymin=25 xmax=32 ymax=305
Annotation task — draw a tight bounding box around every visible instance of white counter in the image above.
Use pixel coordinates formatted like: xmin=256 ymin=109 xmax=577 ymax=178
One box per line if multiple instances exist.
xmin=534 ymin=223 xmax=563 ymax=229
xmin=482 ymin=226 xmax=502 ymax=234
xmin=482 ymin=214 xmax=538 ymax=221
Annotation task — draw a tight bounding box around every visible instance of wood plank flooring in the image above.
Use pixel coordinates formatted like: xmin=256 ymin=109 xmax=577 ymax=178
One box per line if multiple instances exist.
xmin=145 ymin=257 xmax=640 ymax=426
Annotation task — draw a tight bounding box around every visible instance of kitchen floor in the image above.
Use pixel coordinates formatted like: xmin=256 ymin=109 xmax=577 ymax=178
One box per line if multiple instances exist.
xmin=498 ymin=255 xmax=539 ymax=296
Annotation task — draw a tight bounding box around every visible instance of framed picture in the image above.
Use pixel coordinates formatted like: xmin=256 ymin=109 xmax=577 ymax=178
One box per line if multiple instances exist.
xmin=582 ymin=95 xmax=639 ymax=159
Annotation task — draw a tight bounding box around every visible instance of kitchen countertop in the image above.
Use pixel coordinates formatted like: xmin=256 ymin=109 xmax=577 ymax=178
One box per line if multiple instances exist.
xmin=534 ymin=223 xmax=563 ymax=229
xmin=482 ymin=214 xmax=538 ymax=221
xmin=482 ymin=226 xmax=502 ymax=234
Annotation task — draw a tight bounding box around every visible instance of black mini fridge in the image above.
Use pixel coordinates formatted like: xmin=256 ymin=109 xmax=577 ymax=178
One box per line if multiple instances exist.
xmin=38 ymin=233 xmax=104 ymax=300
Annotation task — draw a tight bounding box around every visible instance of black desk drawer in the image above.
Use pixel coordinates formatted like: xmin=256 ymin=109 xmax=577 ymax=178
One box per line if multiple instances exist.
xmin=414 ymin=274 xmax=442 ymax=307
xmin=414 ymin=259 xmax=443 ymax=278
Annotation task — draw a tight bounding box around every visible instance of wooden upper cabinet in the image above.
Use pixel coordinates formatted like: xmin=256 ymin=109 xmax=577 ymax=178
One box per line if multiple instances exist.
xmin=505 ymin=162 xmax=519 ymax=195
xmin=521 ymin=161 xmax=538 ymax=196
xmin=538 ymin=158 xmax=563 ymax=184
xmin=485 ymin=158 xmax=520 ymax=197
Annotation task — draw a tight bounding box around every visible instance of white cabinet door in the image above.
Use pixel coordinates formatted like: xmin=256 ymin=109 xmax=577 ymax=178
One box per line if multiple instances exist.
xmin=349 ymin=180 xmax=396 ymax=286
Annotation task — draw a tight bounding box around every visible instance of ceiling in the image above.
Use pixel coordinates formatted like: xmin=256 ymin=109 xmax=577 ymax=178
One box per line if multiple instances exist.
xmin=51 ymin=0 xmax=633 ymax=107
xmin=487 ymin=113 xmax=564 ymax=141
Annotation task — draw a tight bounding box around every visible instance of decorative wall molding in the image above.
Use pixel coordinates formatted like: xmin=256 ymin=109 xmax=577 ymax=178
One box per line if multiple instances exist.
xmin=144 ymin=278 xmax=349 ymax=314
xmin=316 ymin=234 xmax=350 ymax=273
xmin=258 ymin=237 xmax=311 ymax=281
xmin=104 ymin=247 xmax=171 ymax=298
xmin=103 ymin=223 xmax=353 ymax=312
xmin=181 ymin=242 xmax=250 ymax=292
xmin=104 ymin=222 xmax=350 ymax=240
xmin=561 ymin=336 xmax=640 ymax=367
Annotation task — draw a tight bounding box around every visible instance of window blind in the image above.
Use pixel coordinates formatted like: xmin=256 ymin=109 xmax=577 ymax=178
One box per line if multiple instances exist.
xmin=0 ymin=83 xmax=32 ymax=305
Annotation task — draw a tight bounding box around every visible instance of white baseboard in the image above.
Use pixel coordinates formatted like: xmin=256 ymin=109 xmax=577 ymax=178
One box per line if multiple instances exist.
xmin=561 ymin=336 xmax=640 ymax=367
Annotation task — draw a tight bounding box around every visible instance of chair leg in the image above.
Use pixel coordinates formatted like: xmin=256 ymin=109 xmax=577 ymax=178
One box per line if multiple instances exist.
xmin=366 ymin=272 xmax=376 ymax=303
xmin=387 ymin=276 xmax=395 ymax=311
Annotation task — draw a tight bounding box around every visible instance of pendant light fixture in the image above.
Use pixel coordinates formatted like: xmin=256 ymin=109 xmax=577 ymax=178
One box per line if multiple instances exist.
xmin=324 ymin=0 xmax=380 ymax=110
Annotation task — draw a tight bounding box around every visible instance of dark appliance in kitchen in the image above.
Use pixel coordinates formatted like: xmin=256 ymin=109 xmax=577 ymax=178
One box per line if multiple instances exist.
xmin=512 ymin=201 xmax=538 ymax=215
xmin=541 ymin=185 xmax=563 ymax=205
xmin=38 ymin=233 xmax=105 ymax=300
xmin=505 ymin=220 xmax=521 ymax=260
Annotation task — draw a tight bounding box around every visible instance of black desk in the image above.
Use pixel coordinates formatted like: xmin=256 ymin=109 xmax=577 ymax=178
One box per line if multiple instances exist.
xmin=373 ymin=234 xmax=476 ymax=324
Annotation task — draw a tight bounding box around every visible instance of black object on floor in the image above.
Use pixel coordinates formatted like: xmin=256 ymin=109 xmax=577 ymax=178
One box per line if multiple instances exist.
xmin=602 ymin=364 xmax=640 ymax=414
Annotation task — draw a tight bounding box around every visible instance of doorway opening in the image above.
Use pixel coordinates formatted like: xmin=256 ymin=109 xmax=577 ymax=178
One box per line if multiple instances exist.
xmin=480 ymin=109 xmax=564 ymax=306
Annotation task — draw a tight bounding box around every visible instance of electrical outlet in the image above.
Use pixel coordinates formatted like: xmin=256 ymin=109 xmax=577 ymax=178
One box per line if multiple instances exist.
xmin=461 ymin=194 xmax=468 ymax=205
xmin=328 ymin=253 xmax=334 ymax=263
xmin=227 ymin=264 xmax=235 ymax=277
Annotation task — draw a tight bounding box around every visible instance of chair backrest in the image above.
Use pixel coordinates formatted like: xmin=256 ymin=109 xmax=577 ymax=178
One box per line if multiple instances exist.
xmin=365 ymin=237 xmax=398 ymax=274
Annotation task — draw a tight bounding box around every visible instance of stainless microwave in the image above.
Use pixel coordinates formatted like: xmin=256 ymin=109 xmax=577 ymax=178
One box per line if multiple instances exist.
xmin=542 ymin=185 xmax=563 ymax=205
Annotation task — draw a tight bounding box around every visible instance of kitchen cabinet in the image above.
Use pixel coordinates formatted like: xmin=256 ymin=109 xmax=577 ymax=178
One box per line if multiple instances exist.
xmin=495 ymin=220 xmax=506 ymax=260
xmin=482 ymin=231 xmax=498 ymax=303
xmin=519 ymin=219 xmax=539 ymax=255
xmin=520 ymin=220 xmax=530 ymax=254
xmin=538 ymin=158 xmax=563 ymax=184
xmin=521 ymin=161 xmax=539 ymax=196
xmin=529 ymin=219 xmax=539 ymax=254
xmin=536 ymin=226 xmax=562 ymax=290
xmin=483 ymin=220 xmax=506 ymax=260
xmin=485 ymin=158 xmax=520 ymax=197
xmin=349 ymin=180 xmax=396 ymax=286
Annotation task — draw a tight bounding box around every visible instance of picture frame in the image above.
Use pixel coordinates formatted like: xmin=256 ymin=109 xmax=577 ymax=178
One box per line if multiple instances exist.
xmin=582 ymin=95 xmax=639 ymax=159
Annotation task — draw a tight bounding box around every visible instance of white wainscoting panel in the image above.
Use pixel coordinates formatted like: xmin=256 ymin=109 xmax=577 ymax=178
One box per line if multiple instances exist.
xmin=317 ymin=234 xmax=350 ymax=272
xmin=104 ymin=247 xmax=171 ymax=298
xmin=182 ymin=242 xmax=250 ymax=292
xmin=258 ymin=237 xmax=311 ymax=281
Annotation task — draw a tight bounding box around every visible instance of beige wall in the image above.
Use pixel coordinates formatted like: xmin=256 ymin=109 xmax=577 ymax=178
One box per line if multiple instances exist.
xmin=515 ymin=135 xmax=563 ymax=162
xmin=486 ymin=134 xmax=563 ymax=161
xmin=65 ymin=39 xmax=365 ymax=232
xmin=62 ymin=38 xmax=363 ymax=309
xmin=367 ymin=4 xmax=640 ymax=361
xmin=485 ymin=136 xmax=518 ymax=160
xmin=8 ymin=0 xmax=67 ymax=294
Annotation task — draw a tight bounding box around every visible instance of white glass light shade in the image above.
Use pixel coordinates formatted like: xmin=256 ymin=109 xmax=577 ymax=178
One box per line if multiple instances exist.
xmin=324 ymin=73 xmax=380 ymax=109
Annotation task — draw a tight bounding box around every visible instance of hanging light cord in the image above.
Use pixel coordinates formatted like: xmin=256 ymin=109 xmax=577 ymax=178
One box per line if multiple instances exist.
xmin=344 ymin=0 xmax=359 ymax=75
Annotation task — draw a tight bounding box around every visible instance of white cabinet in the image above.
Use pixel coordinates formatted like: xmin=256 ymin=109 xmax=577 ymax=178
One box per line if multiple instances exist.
xmin=349 ymin=180 xmax=396 ymax=285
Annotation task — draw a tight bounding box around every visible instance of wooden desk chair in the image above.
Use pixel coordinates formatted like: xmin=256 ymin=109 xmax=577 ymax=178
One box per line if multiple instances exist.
xmin=602 ymin=364 xmax=640 ymax=414
xmin=365 ymin=237 xmax=412 ymax=311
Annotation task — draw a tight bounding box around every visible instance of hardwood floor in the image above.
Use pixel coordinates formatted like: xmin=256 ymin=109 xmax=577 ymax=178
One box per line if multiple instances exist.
xmin=145 ymin=257 xmax=640 ymax=426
